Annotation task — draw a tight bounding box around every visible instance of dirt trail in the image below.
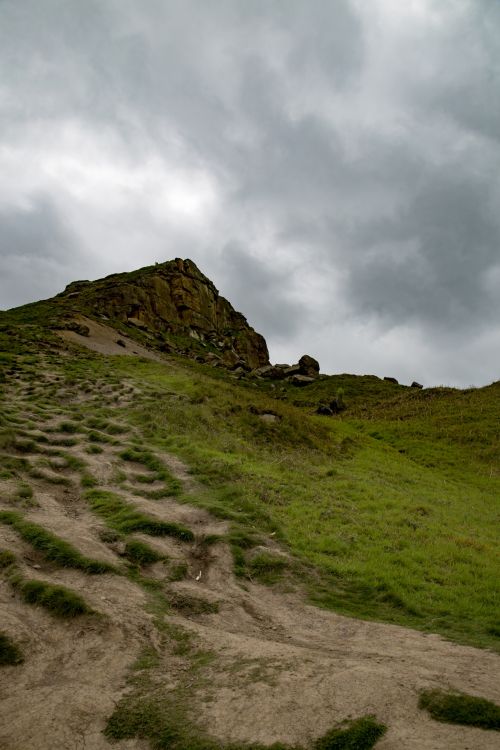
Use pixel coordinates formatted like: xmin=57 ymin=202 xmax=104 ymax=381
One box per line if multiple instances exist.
xmin=1 ymin=359 xmax=499 ymax=750
xmin=181 ymin=565 xmax=500 ymax=749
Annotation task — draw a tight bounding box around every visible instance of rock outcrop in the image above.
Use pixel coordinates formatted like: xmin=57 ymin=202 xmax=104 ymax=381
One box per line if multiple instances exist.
xmin=57 ymin=258 xmax=270 ymax=370
xmin=251 ymin=354 xmax=320 ymax=385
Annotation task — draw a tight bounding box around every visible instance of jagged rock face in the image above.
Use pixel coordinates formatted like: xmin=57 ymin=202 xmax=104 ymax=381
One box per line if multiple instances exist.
xmin=59 ymin=259 xmax=269 ymax=370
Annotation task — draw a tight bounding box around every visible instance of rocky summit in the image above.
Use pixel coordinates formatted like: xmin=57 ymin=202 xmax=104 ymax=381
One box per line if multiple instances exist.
xmin=55 ymin=258 xmax=270 ymax=371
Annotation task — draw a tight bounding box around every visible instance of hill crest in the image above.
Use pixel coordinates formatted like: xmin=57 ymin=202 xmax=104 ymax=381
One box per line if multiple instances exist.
xmin=29 ymin=258 xmax=270 ymax=371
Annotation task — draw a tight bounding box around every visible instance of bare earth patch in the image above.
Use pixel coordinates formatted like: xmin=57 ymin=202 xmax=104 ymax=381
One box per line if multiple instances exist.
xmin=56 ymin=315 xmax=163 ymax=360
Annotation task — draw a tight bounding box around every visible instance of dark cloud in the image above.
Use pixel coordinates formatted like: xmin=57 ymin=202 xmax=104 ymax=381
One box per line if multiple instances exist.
xmin=0 ymin=197 xmax=80 ymax=309
xmin=342 ymin=161 xmax=500 ymax=328
xmin=0 ymin=0 xmax=499 ymax=386
xmin=216 ymin=242 xmax=305 ymax=339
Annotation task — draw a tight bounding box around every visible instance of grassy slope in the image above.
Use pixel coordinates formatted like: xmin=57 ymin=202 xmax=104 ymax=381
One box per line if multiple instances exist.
xmin=1 ymin=303 xmax=499 ymax=651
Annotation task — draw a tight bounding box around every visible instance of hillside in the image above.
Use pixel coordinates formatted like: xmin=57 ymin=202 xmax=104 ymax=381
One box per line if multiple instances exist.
xmin=0 ymin=261 xmax=499 ymax=750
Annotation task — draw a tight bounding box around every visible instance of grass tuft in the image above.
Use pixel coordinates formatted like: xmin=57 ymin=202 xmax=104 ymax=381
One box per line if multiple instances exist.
xmin=120 ymin=447 xmax=182 ymax=494
xmin=17 ymin=483 xmax=33 ymax=500
xmin=85 ymin=490 xmax=194 ymax=541
xmin=15 ymin=578 xmax=94 ymax=617
xmin=124 ymin=539 xmax=164 ymax=566
xmin=2 ymin=553 xmax=96 ymax=619
xmin=0 ymin=549 xmax=17 ymax=569
xmin=313 ymin=716 xmax=386 ymax=749
xmin=57 ymin=421 xmax=82 ymax=434
xmin=0 ymin=511 xmax=115 ymax=574
xmin=0 ymin=632 xmax=24 ymax=666
xmin=248 ymin=552 xmax=288 ymax=584
xmin=419 ymin=689 xmax=500 ymax=730
xmin=167 ymin=590 xmax=219 ymax=616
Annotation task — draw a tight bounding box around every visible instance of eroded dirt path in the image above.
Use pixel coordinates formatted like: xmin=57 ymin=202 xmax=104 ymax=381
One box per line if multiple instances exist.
xmin=0 ymin=352 xmax=498 ymax=750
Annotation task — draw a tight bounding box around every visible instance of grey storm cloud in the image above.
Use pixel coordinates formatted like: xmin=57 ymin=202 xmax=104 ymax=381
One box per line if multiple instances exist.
xmin=0 ymin=0 xmax=499 ymax=386
xmin=0 ymin=197 xmax=80 ymax=310
xmin=217 ymin=241 xmax=306 ymax=340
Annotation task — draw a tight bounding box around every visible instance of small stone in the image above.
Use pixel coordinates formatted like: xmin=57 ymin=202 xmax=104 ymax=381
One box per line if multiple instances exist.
xmin=316 ymin=405 xmax=333 ymax=416
xmin=259 ymin=413 xmax=279 ymax=423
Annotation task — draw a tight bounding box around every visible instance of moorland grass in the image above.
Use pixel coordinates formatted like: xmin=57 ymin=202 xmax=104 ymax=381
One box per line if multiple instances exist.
xmin=247 ymin=552 xmax=288 ymax=584
xmin=14 ymin=578 xmax=94 ymax=617
xmin=0 ymin=511 xmax=116 ymax=574
xmin=110 ymin=357 xmax=500 ymax=650
xmin=0 ymin=551 xmax=94 ymax=617
xmin=0 ymin=632 xmax=24 ymax=665
xmin=0 ymin=549 xmax=16 ymax=568
xmin=16 ymin=483 xmax=33 ymax=500
xmin=85 ymin=489 xmax=194 ymax=541
xmin=313 ymin=717 xmax=386 ymax=749
xmin=166 ymin=590 xmax=219 ymax=616
xmin=124 ymin=539 xmax=164 ymax=566
xmin=2 ymin=313 xmax=499 ymax=651
xmin=120 ymin=447 xmax=182 ymax=495
xmin=419 ymin=689 xmax=500 ymax=730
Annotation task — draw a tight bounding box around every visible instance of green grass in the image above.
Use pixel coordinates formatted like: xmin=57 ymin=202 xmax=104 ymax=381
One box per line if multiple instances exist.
xmin=0 ymin=511 xmax=116 ymax=574
xmin=419 ymin=689 xmax=500 ymax=730
xmin=0 ymin=549 xmax=17 ymax=568
xmin=124 ymin=539 xmax=164 ymax=566
xmin=247 ymin=552 xmax=288 ymax=584
xmin=111 ymin=357 xmax=499 ymax=651
xmin=57 ymin=420 xmax=82 ymax=434
xmin=106 ymin=692 xmax=384 ymax=750
xmin=81 ymin=472 xmax=98 ymax=488
xmin=86 ymin=444 xmax=104 ymax=454
xmin=120 ymin=447 xmax=182 ymax=495
xmin=14 ymin=578 xmax=94 ymax=617
xmin=166 ymin=590 xmax=219 ymax=616
xmin=105 ymin=694 xmax=292 ymax=749
xmin=313 ymin=717 xmax=386 ymax=749
xmin=0 ymin=632 xmax=24 ymax=666
xmin=168 ymin=561 xmax=189 ymax=581
xmin=87 ymin=430 xmax=112 ymax=444
xmin=2 ymin=302 xmax=499 ymax=651
xmin=85 ymin=490 xmax=194 ymax=541
xmin=17 ymin=483 xmax=33 ymax=500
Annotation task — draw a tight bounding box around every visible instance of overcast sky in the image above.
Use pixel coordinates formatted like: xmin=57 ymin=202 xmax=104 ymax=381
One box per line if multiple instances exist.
xmin=1 ymin=0 xmax=499 ymax=387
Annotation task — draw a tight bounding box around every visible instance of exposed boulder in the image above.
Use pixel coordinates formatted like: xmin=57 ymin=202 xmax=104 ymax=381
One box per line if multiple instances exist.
xmin=411 ymin=381 xmax=423 ymax=389
xmin=316 ymin=397 xmax=346 ymax=416
xmin=251 ymin=355 xmax=320 ymax=384
xmin=283 ymin=364 xmax=302 ymax=377
xmin=259 ymin=413 xmax=279 ymax=424
xmin=221 ymin=349 xmax=241 ymax=369
xmin=251 ymin=365 xmax=288 ymax=380
xmin=316 ymin=405 xmax=334 ymax=416
xmin=298 ymin=354 xmax=320 ymax=379
xmin=329 ymin=398 xmax=345 ymax=414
